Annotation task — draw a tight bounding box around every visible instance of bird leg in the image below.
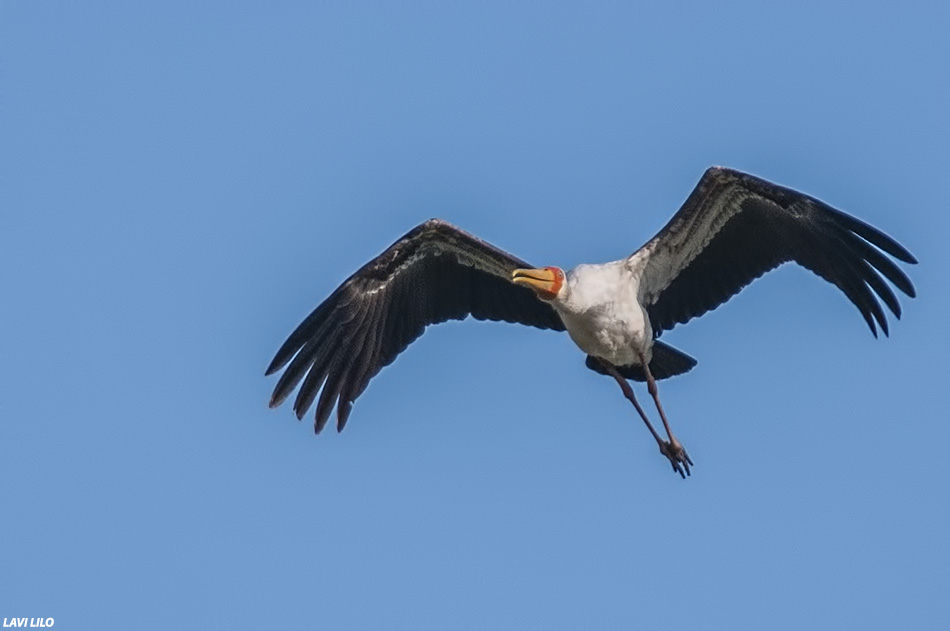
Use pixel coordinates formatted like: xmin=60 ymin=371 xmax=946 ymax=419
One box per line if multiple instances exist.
xmin=597 ymin=358 xmax=692 ymax=478
xmin=636 ymin=350 xmax=692 ymax=477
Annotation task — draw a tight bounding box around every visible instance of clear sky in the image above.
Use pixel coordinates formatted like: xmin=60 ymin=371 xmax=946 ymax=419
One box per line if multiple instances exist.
xmin=3 ymin=2 xmax=948 ymax=629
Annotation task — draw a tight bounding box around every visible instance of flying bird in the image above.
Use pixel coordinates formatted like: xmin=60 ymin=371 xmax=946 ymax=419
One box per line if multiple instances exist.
xmin=266 ymin=167 xmax=917 ymax=477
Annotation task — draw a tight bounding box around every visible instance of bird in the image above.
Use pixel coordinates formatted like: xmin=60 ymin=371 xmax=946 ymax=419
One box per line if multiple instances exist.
xmin=265 ymin=166 xmax=917 ymax=477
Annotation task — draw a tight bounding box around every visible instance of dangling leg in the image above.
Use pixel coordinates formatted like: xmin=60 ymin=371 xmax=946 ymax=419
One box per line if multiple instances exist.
xmin=637 ymin=350 xmax=693 ymax=476
xmin=597 ymin=358 xmax=691 ymax=478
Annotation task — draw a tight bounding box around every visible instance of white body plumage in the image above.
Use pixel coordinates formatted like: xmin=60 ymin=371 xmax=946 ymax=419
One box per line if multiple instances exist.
xmin=552 ymin=261 xmax=653 ymax=368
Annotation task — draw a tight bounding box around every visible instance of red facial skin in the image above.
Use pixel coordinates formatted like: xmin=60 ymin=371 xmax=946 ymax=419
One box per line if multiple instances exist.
xmin=537 ymin=266 xmax=564 ymax=301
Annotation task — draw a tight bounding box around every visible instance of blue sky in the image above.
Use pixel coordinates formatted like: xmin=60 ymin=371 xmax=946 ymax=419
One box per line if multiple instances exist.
xmin=3 ymin=2 xmax=948 ymax=628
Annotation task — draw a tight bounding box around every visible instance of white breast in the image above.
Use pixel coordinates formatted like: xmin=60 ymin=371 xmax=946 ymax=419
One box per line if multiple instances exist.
xmin=552 ymin=261 xmax=653 ymax=367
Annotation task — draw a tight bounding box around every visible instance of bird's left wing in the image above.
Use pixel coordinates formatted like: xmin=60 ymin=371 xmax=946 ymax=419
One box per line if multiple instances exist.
xmin=629 ymin=167 xmax=917 ymax=337
xmin=266 ymin=219 xmax=565 ymax=433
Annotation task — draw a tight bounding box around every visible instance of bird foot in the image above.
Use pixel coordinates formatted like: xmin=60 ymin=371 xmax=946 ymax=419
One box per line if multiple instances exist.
xmin=659 ymin=438 xmax=693 ymax=478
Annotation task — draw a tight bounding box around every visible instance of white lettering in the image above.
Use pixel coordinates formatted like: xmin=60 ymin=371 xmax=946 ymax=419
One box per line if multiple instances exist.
xmin=1 ymin=620 xmax=52 ymax=629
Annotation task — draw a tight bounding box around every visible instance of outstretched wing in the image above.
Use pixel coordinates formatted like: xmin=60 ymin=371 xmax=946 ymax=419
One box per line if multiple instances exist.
xmin=630 ymin=167 xmax=917 ymax=337
xmin=266 ymin=218 xmax=565 ymax=432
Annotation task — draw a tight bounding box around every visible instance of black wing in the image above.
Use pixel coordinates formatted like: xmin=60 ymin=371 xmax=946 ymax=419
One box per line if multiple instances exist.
xmin=266 ymin=219 xmax=565 ymax=432
xmin=631 ymin=167 xmax=917 ymax=337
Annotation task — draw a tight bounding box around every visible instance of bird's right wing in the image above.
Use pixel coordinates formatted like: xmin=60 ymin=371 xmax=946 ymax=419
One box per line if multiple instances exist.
xmin=266 ymin=219 xmax=565 ymax=433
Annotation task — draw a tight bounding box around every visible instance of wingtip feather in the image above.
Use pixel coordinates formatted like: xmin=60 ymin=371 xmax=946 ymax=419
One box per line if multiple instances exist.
xmin=336 ymin=400 xmax=353 ymax=432
xmin=264 ymin=357 xmax=282 ymax=376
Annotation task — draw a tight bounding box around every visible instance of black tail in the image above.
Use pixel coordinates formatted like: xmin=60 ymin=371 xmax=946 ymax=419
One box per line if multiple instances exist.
xmin=585 ymin=342 xmax=697 ymax=382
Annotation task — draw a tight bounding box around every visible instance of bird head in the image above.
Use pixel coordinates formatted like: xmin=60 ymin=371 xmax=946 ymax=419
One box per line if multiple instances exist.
xmin=511 ymin=266 xmax=565 ymax=301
